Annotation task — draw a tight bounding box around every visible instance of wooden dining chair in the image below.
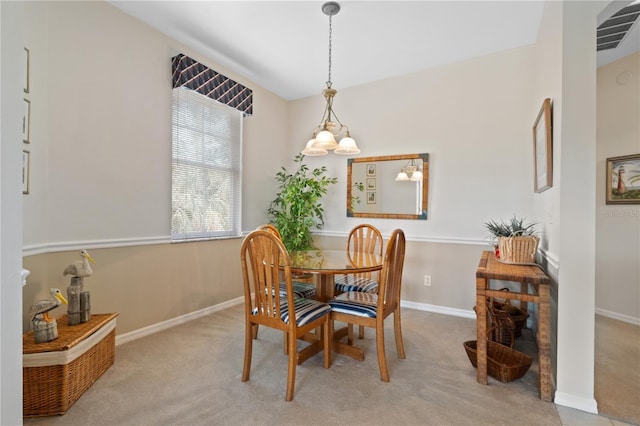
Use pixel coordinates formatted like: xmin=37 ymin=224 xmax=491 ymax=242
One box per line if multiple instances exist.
xmin=334 ymin=224 xmax=384 ymax=339
xmin=256 ymin=224 xmax=317 ymax=300
xmin=328 ymin=228 xmax=406 ymax=382
xmin=334 ymin=224 xmax=383 ymax=294
xmin=240 ymin=229 xmax=331 ymax=401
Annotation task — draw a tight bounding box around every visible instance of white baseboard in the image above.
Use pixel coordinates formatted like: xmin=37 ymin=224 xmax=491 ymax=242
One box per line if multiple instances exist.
xmin=115 ymin=296 xmax=244 ymax=346
xmin=401 ymin=300 xmax=476 ymax=319
xmin=595 ymin=308 xmax=640 ymax=326
xmin=554 ymin=391 xmax=598 ymax=414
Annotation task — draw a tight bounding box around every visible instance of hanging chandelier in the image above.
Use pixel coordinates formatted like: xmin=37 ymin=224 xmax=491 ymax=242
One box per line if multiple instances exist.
xmin=395 ymin=160 xmax=423 ymax=182
xmin=302 ymin=1 xmax=360 ymax=156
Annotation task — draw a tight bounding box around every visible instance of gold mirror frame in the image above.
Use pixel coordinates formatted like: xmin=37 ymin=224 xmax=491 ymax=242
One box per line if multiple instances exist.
xmin=347 ymin=153 xmax=428 ymax=220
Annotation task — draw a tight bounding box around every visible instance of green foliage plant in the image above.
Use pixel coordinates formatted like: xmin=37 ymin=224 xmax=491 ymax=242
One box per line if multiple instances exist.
xmin=267 ymin=154 xmax=338 ymax=251
xmin=351 ymin=181 xmax=365 ymax=211
xmin=484 ymin=215 xmax=538 ymax=245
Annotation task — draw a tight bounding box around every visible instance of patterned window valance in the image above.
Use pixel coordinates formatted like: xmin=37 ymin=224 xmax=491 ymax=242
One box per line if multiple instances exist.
xmin=171 ymin=54 xmax=253 ymax=116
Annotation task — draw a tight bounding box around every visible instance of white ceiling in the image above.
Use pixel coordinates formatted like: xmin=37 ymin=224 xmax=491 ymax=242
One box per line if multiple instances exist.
xmin=109 ymin=1 xmax=636 ymax=101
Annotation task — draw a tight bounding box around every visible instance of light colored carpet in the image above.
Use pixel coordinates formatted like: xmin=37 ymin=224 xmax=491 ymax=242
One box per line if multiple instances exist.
xmin=595 ymin=315 xmax=640 ymax=425
xmin=24 ymin=305 xmax=562 ymax=425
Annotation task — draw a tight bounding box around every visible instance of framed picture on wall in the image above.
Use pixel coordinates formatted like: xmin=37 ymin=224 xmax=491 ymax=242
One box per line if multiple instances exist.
xmin=366 ymin=178 xmax=376 ymax=190
xmin=23 ymin=99 xmax=30 ymax=143
xmin=366 ymin=164 xmax=376 ymax=177
xmin=24 ymin=47 xmax=30 ymax=94
xmin=367 ymin=192 xmax=376 ymax=204
xmin=533 ymin=98 xmax=552 ymax=193
xmin=22 ymin=150 xmax=30 ymax=194
xmin=606 ymin=153 xmax=640 ymax=204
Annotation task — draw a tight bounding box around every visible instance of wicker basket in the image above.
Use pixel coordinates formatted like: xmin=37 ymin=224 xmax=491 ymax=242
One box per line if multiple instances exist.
xmin=493 ymin=300 xmax=528 ymax=337
xmin=23 ymin=313 xmax=118 ymax=417
xmin=492 ymin=288 xmax=529 ymax=337
xmin=497 ymin=236 xmax=539 ymax=264
xmin=463 ymin=340 xmax=533 ymax=382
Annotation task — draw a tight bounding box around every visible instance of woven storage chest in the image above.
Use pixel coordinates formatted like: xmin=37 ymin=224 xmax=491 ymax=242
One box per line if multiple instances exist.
xmin=23 ymin=313 xmax=118 ymax=417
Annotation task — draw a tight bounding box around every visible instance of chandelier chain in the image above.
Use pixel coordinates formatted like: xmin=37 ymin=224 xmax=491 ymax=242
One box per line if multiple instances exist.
xmin=326 ymin=14 xmax=333 ymax=88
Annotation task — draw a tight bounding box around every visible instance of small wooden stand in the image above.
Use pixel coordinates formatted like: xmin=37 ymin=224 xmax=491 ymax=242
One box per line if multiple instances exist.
xmin=475 ymin=251 xmax=552 ymax=401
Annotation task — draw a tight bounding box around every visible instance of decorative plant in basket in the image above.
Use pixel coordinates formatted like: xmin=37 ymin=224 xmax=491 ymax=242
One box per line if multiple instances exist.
xmin=484 ymin=215 xmax=539 ymax=264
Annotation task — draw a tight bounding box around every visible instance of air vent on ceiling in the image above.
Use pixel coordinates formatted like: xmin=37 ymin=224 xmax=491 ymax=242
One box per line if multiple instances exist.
xmin=597 ymin=2 xmax=640 ymax=51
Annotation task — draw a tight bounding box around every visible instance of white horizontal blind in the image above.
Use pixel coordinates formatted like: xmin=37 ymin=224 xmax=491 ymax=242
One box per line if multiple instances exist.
xmin=171 ymin=87 xmax=242 ymax=241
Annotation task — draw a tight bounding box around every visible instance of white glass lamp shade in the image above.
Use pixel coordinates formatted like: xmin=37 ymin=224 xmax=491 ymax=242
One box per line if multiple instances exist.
xmin=334 ymin=136 xmax=360 ymax=155
xmin=410 ymin=170 xmax=423 ymax=181
xmin=302 ymin=139 xmax=328 ymax=156
xmin=312 ymin=130 xmax=338 ymax=150
xmin=395 ymin=171 xmax=409 ymax=181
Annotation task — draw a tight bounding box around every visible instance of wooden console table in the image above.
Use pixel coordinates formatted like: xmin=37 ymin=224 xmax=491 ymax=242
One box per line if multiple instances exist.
xmin=475 ymin=251 xmax=552 ymax=401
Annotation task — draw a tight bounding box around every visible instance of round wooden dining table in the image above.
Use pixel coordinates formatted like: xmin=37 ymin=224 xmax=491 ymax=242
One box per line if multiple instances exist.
xmin=287 ymin=249 xmax=383 ymax=363
xmin=288 ymin=249 xmax=383 ymax=302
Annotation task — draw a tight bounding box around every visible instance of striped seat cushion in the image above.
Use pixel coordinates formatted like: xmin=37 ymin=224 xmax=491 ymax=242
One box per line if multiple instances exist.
xmin=252 ymin=298 xmax=330 ymax=326
xmin=328 ymin=291 xmax=378 ymax=318
xmin=280 ymin=298 xmax=331 ymax=326
xmin=279 ymin=281 xmax=317 ymax=299
xmin=334 ymin=275 xmax=378 ymax=294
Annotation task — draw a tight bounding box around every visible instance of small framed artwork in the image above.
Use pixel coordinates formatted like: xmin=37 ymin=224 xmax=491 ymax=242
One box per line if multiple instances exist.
xmin=23 ymin=99 xmax=30 ymax=143
xmin=23 ymin=47 xmax=30 ymax=94
xmin=606 ymin=153 xmax=640 ymax=204
xmin=366 ymin=164 xmax=376 ymax=177
xmin=367 ymin=192 xmax=376 ymax=204
xmin=366 ymin=178 xmax=376 ymax=190
xmin=22 ymin=150 xmax=30 ymax=194
xmin=533 ymin=98 xmax=552 ymax=193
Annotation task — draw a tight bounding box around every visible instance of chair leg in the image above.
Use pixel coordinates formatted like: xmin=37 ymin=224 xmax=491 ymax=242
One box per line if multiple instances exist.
xmin=283 ymin=332 xmax=288 ymax=355
xmin=375 ymin=325 xmax=390 ymax=382
xmin=347 ymin=324 xmax=354 ymax=345
xmin=285 ymin=331 xmax=297 ymax=402
xmin=393 ymin=309 xmax=406 ymax=359
xmin=323 ymin=320 xmax=331 ymax=369
xmin=242 ymin=322 xmax=253 ymax=382
xmin=359 ymin=325 xmax=365 ymax=339
xmin=252 ymin=324 xmax=259 ymax=339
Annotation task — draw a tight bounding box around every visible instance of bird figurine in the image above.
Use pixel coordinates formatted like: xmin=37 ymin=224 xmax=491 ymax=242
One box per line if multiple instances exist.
xmin=30 ymin=288 xmax=68 ymax=323
xmin=63 ymin=249 xmax=96 ymax=278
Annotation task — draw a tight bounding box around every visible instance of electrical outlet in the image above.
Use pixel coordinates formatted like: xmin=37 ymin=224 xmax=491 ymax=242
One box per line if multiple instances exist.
xmin=423 ymin=275 xmax=431 ymax=286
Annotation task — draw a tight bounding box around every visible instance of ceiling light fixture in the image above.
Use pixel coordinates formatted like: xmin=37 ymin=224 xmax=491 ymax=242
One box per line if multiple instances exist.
xmin=395 ymin=160 xmax=423 ymax=182
xmin=302 ymin=2 xmax=360 ymax=156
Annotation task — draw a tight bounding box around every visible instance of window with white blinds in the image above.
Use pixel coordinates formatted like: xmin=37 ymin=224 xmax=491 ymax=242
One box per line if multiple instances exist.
xmin=171 ymin=86 xmax=242 ymax=241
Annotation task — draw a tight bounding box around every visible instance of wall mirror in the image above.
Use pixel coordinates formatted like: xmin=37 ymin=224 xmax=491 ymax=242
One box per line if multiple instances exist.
xmin=347 ymin=153 xmax=428 ymax=220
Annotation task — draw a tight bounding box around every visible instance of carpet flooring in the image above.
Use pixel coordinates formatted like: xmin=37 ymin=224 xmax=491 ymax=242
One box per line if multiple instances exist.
xmin=24 ymin=305 xmax=564 ymax=426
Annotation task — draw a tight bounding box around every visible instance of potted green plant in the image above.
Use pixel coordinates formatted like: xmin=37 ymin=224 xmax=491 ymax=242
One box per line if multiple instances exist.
xmin=484 ymin=215 xmax=539 ymax=263
xmin=267 ymin=154 xmax=337 ymax=251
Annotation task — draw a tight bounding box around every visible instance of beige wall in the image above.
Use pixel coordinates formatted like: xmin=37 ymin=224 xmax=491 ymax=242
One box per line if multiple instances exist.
xmin=596 ymin=52 xmax=640 ymax=321
xmin=21 ymin=1 xmax=287 ymax=333
xmin=23 ymin=0 xmax=543 ymax=336
xmin=22 ymin=0 xmax=289 ymax=248
xmin=23 ymin=239 xmax=244 ymax=334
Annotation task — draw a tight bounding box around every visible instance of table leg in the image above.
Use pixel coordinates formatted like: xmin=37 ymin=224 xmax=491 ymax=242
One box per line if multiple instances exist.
xmin=476 ymin=276 xmax=488 ymax=385
xmin=317 ymin=274 xmax=335 ymax=302
xmin=538 ymin=284 xmax=553 ymax=401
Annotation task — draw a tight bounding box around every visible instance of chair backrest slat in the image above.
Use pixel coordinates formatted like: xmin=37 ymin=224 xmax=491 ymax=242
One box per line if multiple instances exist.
xmin=377 ymin=229 xmax=406 ymax=316
xmin=241 ymin=230 xmax=295 ymax=330
xmin=346 ymin=224 xmax=383 ymax=280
